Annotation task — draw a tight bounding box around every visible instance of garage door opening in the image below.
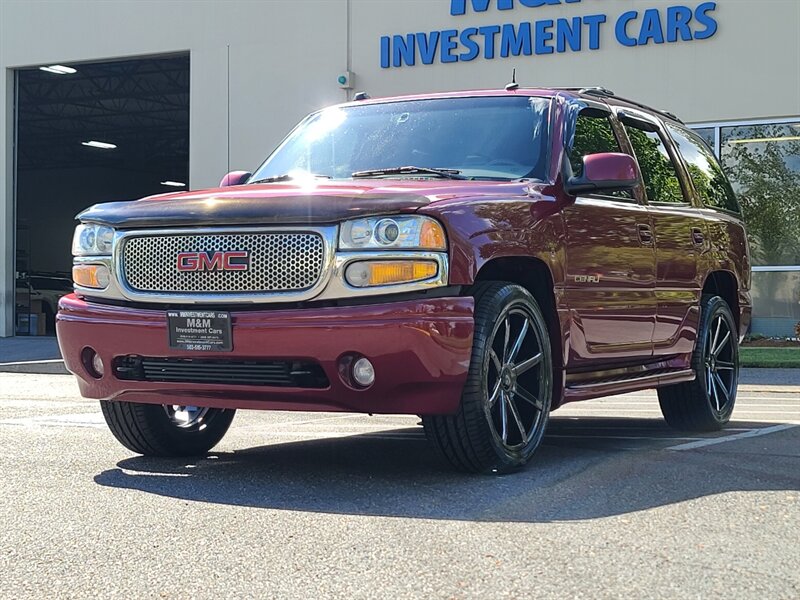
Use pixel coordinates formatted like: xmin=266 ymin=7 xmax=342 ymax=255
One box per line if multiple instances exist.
xmin=14 ymin=54 xmax=189 ymax=335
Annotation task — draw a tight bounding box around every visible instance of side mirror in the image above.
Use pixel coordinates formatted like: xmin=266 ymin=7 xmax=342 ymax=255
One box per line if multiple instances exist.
xmin=219 ymin=171 xmax=252 ymax=187
xmin=565 ymin=152 xmax=640 ymax=196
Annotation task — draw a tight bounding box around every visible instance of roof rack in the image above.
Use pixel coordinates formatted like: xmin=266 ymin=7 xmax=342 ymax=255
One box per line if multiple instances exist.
xmin=577 ymin=86 xmax=615 ymax=97
xmin=562 ymin=86 xmax=684 ymax=124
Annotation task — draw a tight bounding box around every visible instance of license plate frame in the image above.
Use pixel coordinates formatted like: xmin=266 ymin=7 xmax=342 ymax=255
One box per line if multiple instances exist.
xmin=167 ymin=310 xmax=232 ymax=352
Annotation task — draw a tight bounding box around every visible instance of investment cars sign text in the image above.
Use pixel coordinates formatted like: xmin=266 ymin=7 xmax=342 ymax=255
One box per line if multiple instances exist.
xmin=380 ymin=0 xmax=719 ymax=68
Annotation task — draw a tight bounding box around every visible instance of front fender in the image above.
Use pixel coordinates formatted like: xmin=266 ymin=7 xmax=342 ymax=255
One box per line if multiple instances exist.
xmin=421 ymin=195 xmax=566 ymax=286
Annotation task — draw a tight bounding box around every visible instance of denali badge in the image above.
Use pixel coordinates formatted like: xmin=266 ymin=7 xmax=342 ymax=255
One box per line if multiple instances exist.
xmin=574 ymin=274 xmax=602 ymax=284
xmin=176 ymin=251 xmax=250 ymax=272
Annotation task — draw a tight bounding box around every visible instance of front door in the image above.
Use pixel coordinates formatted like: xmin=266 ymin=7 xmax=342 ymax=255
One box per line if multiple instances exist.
xmin=563 ymin=197 xmax=656 ymax=366
xmin=562 ymin=108 xmax=656 ymax=368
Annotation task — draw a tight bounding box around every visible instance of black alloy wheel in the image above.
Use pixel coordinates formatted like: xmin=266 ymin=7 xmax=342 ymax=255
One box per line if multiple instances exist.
xmin=659 ymin=295 xmax=739 ymax=431
xmin=100 ymin=400 xmax=235 ymax=456
xmin=424 ymin=282 xmax=553 ymax=473
xmin=484 ymin=303 xmax=549 ymax=452
xmin=703 ymin=311 xmax=738 ymax=414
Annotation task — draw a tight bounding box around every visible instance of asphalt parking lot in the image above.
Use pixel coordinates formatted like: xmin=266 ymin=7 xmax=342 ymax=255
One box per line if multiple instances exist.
xmin=1 ymin=371 xmax=798 ymax=599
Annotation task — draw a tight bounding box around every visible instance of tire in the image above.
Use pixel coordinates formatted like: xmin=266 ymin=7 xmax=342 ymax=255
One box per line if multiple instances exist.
xmin=100 ymin=400 xmax=235 ymax=456
xmin=658 ymin=295 xmax=739 ymax=431
xmin=423 ymin=282 xmax=553 ymax=474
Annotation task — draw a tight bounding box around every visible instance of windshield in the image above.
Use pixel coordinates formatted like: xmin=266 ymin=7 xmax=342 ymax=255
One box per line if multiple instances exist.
xmin=250 ymin=96 xmax=551 ymax=182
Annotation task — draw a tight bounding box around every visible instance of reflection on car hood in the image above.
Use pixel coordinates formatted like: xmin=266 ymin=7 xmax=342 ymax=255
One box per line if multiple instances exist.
xmin=76 ymin=180 xmax=528 ymax=228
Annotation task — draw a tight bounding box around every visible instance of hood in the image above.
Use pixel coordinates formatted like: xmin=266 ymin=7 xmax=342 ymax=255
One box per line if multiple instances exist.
xmin=76 ymin=180 xmax=522 ymax=228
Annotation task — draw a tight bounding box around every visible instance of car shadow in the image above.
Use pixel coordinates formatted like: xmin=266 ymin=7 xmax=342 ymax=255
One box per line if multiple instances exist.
xmin=93 ymin=417 xmax=800 ymax=523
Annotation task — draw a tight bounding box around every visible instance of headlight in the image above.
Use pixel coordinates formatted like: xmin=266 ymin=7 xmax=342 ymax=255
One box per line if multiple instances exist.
xmin=72 ymin=223 xmax=115 ymax=256
xmin=339 ymin=216 xmax=446 ymax=250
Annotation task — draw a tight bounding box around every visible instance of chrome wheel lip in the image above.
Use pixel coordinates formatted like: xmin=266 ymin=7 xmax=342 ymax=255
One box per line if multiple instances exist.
xmin=163 ymin=405 xmax=210 ymax=429
xmin=483 ymin=302 xmax=550 ymax=453
xmin=703 ymin=312 xmax=738 ymax=415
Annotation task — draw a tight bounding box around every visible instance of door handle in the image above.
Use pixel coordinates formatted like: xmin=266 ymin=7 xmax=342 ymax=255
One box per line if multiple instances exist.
xmin=637 ymin=223 xmax=654 ymax=245
xmin=691 ymin=227 xmax=705 ymax=247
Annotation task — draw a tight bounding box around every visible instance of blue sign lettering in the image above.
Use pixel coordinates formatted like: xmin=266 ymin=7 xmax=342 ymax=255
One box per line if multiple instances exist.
xmin=583 ymin=13 xmax=606 ymax=50
xmin=460 ymin=28 xmax=481 ymax=61
xmin=500 ymin=23 xmax=532 ymax=57
xmin=382 ymin=2 xmax=719 ymax=68
xmin=666 ymin=6 xmax=693 ymax=42
xmin=694 ymin=2 xmax=719 ymax=40
xmin=450 ymin=0 xmax=581 ymax=16
xmin=615 ymin=11 xmax=638 ymax=47
xmin=555 ymin=17 xmax=581 ymax=53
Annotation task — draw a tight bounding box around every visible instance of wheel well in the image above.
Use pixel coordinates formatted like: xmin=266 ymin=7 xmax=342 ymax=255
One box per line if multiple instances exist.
xmin=474 ymin=257 xmax=563 ymax=401
xmin=703 ymin=271 xmax=740 ymax=329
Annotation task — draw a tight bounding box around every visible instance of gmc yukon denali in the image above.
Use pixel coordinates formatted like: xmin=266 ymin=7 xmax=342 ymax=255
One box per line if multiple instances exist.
xmin=57 ymin=87 xmax=752 ymax=473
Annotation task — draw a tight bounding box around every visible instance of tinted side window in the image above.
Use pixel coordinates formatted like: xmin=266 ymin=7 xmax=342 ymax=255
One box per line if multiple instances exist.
xmin=624 ymin=124 xmax=685 ymax=204
xmin=569 ymin=111 xmax=631 ymax=198
xmin=668 ymin=124 xmax=741 ymax=213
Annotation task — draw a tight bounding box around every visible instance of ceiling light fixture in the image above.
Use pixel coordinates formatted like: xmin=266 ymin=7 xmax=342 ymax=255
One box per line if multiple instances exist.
xmin=160 ymin=181 xmax=186 ymax=187
xmin=39 ymin=65 xmax=77 ymax=75
xmin=81 ymin=140 xmax=117 ymax=150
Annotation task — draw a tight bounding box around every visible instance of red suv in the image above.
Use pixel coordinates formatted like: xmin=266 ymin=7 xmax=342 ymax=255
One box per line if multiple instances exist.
xmin=57 ymin=87 xmax=751 ymax=473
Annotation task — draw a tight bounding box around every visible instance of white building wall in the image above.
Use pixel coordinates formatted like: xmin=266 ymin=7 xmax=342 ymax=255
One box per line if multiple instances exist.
xmin=1 ymin=0 xmax=799 ymax=336
xmin=350 ymin=0 xmax=800 ymax=122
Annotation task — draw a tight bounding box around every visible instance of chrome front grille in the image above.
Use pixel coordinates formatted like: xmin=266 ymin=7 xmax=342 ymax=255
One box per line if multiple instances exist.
xmin=121 ymin=231 xmax=325 ymax=294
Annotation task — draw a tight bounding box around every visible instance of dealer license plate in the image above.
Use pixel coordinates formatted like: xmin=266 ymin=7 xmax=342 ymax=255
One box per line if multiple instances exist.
xmin=167 ymin=310 xmax=232 ymax=352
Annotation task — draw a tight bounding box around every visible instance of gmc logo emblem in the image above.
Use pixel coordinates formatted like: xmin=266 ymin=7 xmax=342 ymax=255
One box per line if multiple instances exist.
xmin=176 ymin=251 xmax=250 ymax=272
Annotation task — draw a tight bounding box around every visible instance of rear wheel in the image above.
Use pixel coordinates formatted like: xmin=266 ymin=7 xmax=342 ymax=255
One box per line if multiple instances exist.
xmin=658 ymin=295 xmax=739 ymax=431
xmin=423 ymin=282 xmax=553 ymax=473
xmin=100 ymin=400 xmax=235 ymax=456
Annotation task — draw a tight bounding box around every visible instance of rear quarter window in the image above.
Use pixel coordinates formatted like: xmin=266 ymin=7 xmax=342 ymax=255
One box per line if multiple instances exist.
xmin=668 ymin=124 xmax=741 ymax=214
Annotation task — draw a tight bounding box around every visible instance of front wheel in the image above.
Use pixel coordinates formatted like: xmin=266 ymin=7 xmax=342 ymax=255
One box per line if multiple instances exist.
xmin=424 ymin=282 xmax=553 ymax=474
xmin=100 ymin=400 xmax=235 ymax=456
xmin=658 ymin=295 xmax=739 ymax=431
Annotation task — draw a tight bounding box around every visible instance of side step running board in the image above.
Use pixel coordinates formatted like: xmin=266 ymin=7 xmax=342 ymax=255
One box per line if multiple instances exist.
xmin=563 ymin=369 xmax=696 ymax=403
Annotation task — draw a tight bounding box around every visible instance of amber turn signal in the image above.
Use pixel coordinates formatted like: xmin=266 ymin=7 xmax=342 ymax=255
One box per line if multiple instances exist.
xmin=72 ymin=264 xmax=110 ymax=289
xmin=345 ymin=260 xmax=439 ymax=287
xmin=419 ymin=220 xmax=447 ymax=250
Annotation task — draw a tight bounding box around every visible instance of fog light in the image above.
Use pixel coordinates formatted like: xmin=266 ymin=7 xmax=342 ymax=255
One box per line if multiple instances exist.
xmin=352 ymin=357 xmax=375 ymax=387
xmin=92 ymin=353 xmax=105 ymax=377
xmin=72 ymin=264 xmax=110 ymax=289
xmin=81 ymin=347 xmax=104 ymax=379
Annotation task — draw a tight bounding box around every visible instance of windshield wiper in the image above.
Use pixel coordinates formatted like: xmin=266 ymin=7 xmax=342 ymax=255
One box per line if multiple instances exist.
xmin=351 ymin=166 xmax=467 ymax=180
xmin=249 ymin=173 xmax=331 ymax=185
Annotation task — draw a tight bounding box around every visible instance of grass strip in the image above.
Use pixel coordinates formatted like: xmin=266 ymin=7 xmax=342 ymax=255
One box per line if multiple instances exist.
xmin=740 ymin=347 xmax=800 ymax=368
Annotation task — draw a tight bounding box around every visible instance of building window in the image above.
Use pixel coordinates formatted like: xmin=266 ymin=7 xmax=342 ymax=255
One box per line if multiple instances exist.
xmin=693 ymin=127 xmax=715 ymax=152
xmin=690 ymin=117 xmax=800 ymax=337
xmin=720 ymin=122 xmax=800 ymax=267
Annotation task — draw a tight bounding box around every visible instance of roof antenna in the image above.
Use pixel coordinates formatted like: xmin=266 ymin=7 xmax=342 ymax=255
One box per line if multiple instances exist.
xmin=505 ymin=68 xmax=519 ymax=91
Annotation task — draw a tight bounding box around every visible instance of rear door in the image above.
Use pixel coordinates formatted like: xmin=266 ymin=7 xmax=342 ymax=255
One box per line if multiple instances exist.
xmin=562 ymin=107 xmax=656 ymax=367
xmin=618 ymin=110 xmax=701 ymax=357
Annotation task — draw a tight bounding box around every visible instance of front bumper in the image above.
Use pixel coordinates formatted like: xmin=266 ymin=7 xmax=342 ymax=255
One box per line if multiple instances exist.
xmin=56 ymin=294 xmax=474 ymax=415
